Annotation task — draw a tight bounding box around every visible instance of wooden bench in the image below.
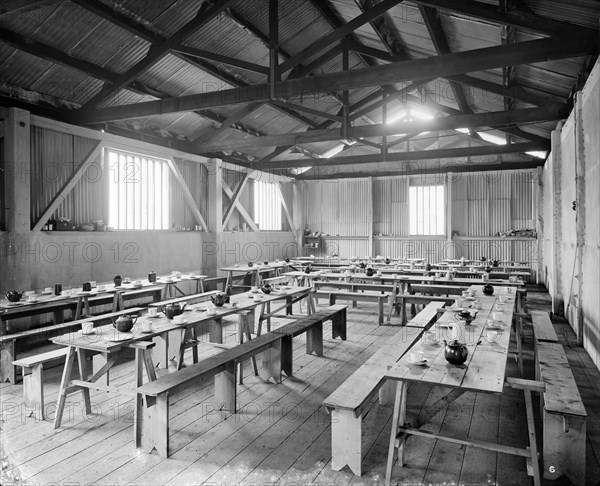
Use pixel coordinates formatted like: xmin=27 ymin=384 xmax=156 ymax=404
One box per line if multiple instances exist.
xmin=537 ymin=342 xmax=587 ymax=485
xmin=313 ymin=290 xmax=389 ymax=325
xmin=10 ymin=307 xmax=144 ymax=419
xmin=392 ymin=294 xmax=456 ymax=325
xmin=323 ymin=302 xmax=442 ymax=475
xmin=148 ymin=290 xmax=220 ymax=308
xmin=272 ymin=305 xmax=346 ymax=374
xmin=199 ymin=276 xmax=228 ymax=291
xmin=531 ymin=311 xmax=558 ymax=344
xmin=136 ymin=305 xmax=347 ymax=457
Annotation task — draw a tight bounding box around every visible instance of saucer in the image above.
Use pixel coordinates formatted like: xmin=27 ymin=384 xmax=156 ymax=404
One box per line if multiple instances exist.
xmin=148 ymin=314 xmax=161 ymax=319
xmin=486 ymin=321 xmax=506 ymax=330
xmin=421 ymin=338 xmax=439 ymax=345
xmin=140 ymin=329 xmax=153 ymax=334
xmin=105 ymin=333 xmax=133 ymax=342
xmin=75 ymin=291 xmax=91 ymax=296
xmin=250 ymin=289 xmax=259 ymax=293
xmin=41 ymin=290 xmax=53 ymax=295
xmin=27 ymin=299 xmax=39 ymax=303
xmin=79 ymin=330 xmax=95 ymax=335
xmin=206 ymin=312 xmax=217 ymax=317
xmin=407 ymin=358 xmax=428 ymax=366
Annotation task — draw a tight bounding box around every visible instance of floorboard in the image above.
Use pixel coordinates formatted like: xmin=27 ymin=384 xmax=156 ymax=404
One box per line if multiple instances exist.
xmin=1 ymin=289 xmax=599 ymax=485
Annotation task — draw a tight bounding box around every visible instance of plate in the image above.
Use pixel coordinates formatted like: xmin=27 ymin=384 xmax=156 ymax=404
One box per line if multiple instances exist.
xmin=132 ymin=284 xmax=143 ymax=289
xmin=26 ymin=299 xmax=39 ymax=303
xmin=105 ymin=333 xmax=134 ymax=342
xmin=76 ymin=291 xmax=91 ymax=296
xmin=486 ymin=321 xmax=506 ymax=330
xmin=4 ymin=302 xmax=23 ymax=306
xmin=41 ymin=290 xmax=53 ymax=295
xmin=250 ymin=289 xmax=259 ymax=293
xmin=421 ymin=338 xmax=439 ymax=345
xmin=79 ymin=330 xmax=96 ymax=335
xmin=407 ymin=358 xmax=428 ymax=366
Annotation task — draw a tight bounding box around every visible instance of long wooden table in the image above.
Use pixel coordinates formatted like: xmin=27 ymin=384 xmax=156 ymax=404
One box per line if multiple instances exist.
xmin=383 ymin=285 xmax=542 ymax=486
xmin=220 ymin=262 xmax=289 ymax=288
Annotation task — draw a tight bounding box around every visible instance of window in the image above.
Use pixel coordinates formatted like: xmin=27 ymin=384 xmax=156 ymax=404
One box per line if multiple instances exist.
xmin=409 ymin=184 xmax=445 ymax=235
xmin=107 ymin=148 xmax=171 ymax=230
xmin=253 ymin=180 xmax=282 ymax=231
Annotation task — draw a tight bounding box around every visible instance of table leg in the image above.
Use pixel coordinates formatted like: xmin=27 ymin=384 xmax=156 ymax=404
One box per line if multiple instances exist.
xmin=54 ymin=346 xmax=77 ymax=429
xmin=385 ymin=381 xmax=407 ymax=486
xmin=75 ymin=297 xmax=83 ymax=320
xmin=134 ymin=347 xmax=144 ymax=448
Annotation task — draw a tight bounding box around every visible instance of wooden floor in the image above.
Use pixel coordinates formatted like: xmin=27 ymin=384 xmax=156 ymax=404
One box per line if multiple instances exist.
xmin=1 ymin=289 xmax=599 ymax=486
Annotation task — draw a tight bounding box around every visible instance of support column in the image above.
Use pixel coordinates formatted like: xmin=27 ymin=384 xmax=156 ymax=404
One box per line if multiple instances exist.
xmin=207 ymin=158 xmax=223 ymax=273
xmin=574 ymin=92 xmax=586 ymax=345
xmin=550 ymin=123 xmax=564 ymax=314
xmin=4 ymin=107 xmax=31 ymax=232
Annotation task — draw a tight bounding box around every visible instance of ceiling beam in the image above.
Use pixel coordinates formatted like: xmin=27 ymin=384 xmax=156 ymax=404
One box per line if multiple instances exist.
xmin=193 ymin=105 xmax=566 ymax=152
xmin=344 ymin=39 xmax=405 ymax=63
xmin=79 ymin=0 xmax=236 ymax=109
xmin=265 ymin=142 xmax=546 ymax=169
xmin=296 ymin=160 xmax=544 ymax=180
xmin=277 ymin=0 xmax=404 ymax=74
xmin=72 ymin=35 xmax=594 ymax=124
xmin=354 ymin=0 xmax=409 ymax=59
xmin=172 ymin=45 xmax=269 ymax=74
xmin=411 ymin=0 xmax=597 ymax=38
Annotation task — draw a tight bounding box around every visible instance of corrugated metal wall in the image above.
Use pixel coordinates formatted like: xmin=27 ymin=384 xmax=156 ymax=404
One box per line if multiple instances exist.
xmin=373 ymin=178 xmax=409 ymax=236
xmin=172 ymin=158 xmax=209 ymax=229
xmin=305 ymin=179 xmax=371 ymax=236
xmin=30 ymin=126 xmax=101 ymax=225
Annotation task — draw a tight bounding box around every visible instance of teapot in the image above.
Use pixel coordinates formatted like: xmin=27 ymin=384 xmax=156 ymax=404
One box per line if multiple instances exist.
xmin=484 ymin=265 xmax=492 ymax=273
xmin=113 ymin=314 xmax=137 ymax=332
xmin=247 ymin=262 xmax=254 ymax=267
xmin=210 ymin=292 xmax=227 ymax=307
xmin=358 ymin=262 xmax=367 ymax=269
xmin=425 ymin=263 xmax=432 ymax=272
xmin=113 ymin=275 xmax=123 ymax=287
xmin=365 ymin=267 xmax=375 ymax=277
xmin=160 ymin=303 xmax=186 ymax=319
xmin=5 ymin=291 xmax=23 ymax=303
xmin=304 ymin=265 xmax=312 ymax=274
xmin=445 ymin=270 xmax=454 ymax=280
xmin=384 ymin=258 xmax=391 ymax=265
xmin=261 ymin=283 xmax=272 ymax=294
xmin=444 ymin=339 xmax=468 ymax=365
xmin=457 ymin=310 xmax=474 ymax=325
xmin=483 ymin=284 xmax=494 ymax=295
xmin=148 ymin=271 xmax=157 ymax=283
xmin=480 ymin=256 xmax=487 ymax=262
xmin=284 ymin=257 xmax=290 ymax=263
xmin=492 ymin=259 xmax=499 ymax=268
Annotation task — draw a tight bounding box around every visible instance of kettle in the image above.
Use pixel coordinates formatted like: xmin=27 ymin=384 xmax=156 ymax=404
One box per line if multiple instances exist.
xmin=444 ymin=340 xmax=468 ymax=365
xmin=483 ymin=284 xmax=494 ymax=295
xmin=210 ymin=292 xmax=227 ymax=307
xmin=113 ymin=314 xmax=137 ymax=332
xmin=5 ymin=291 xmax=23 ymax=303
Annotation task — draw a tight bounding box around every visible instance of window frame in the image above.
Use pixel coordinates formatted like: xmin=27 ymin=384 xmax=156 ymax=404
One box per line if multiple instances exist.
xmin=408 ymin=182 xmax=446 ymax=237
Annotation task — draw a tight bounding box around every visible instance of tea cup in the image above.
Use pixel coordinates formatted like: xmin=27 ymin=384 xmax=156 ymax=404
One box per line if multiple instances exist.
xmin=44 ymin=287 xmax=52 ymax=293
xmin=123 ymin=277 xmax=131 ymax=284
xmin=148 ymin=307 xmax=158 ymax=317
xmin=81 ymin=321 xmax=94 ymax=334
xmin=495 ymin=303 xmax=505 ymax=311
xmin=28 ymin=294 xmax=38 ymax=302
xmin=173 ymin=315 xmax=184 ymax=324
xmin=230 ymin=302 xmax=238 ymax=308
xmin=134 ymin=279 xmax=142 ymax=286
xmin=486 ymin=328 xmax=500 ymax=342
xmin=409 ymin=350 xmax=424 ymax=363
xmin=164 ymin=276 xmax=173 ymax=283
xmin=90 ymin=281 xmax=97 ymax=288
xmin=142 ymin=321 xmax=153 ymax=333
xmin=492 ymin=311 xmax=504 ymax=320
xmin=422 ymin=331 xmax=436 ymax=344
xmin=97 ymin=285 xmax=106 ymax=291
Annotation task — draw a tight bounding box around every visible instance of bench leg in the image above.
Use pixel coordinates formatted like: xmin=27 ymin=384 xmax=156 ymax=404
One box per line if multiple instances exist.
xmin=543 ymin=410 xmax=586 ymax=485
xmin=378 ymin=379 xmax=394 ymax=406
xmin=331 ymin=310 xmax=346 ymax=340
xmin=262 ymin=341 xmax=282 ymax=384
xmin=143 ymin=394 xmax=169 ymax=457
xmin=215 ymin=361 xmax=236 ymax=412
xmin=331 ymin=408 xmax=362 ymax=476
xmin=306 ymin=323 xmax=323 ymax=356
xmin=76 ymin=349 xmax=92 ymax=415
xmin=209 ymin=317 xmax=223 ymax=344
xmin=286 ymin=296 xmax=293 ymax=315
xmin=378 ymin=298 xmax=384 ymax=325
xmin=281 ymin=335 xmax=293 ymax=376
xmin=22 ymin=364 xmax=45 ymax=421
xmin=0 ymin=340 xmax=17 ymax=384
xmin=54 ymin=346 xmax=76 ymax=429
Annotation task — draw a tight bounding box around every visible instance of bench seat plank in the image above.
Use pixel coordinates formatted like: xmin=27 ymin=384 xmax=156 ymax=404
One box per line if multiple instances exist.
xmin=13 ymin=348 xmax=69 ymax=368
xmin=531 ymin=311 xmax=559 ymax=343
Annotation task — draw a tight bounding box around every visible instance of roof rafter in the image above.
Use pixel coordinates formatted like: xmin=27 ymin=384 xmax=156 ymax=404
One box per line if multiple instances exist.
xmin=194 ymin=105 xmax=564 ymax=152
xmin=265 ymin=142 xmax=546 ymax=169
xmin=71 ymin=35 xmax=594 ymax=124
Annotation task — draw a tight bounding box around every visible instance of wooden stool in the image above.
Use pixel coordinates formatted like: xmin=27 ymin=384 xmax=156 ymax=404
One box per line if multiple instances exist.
xmin=237 ymin=311 xmax=258 ymax=384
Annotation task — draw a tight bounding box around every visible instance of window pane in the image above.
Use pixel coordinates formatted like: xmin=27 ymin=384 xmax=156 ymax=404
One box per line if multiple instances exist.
xmin=253 ymin=180 xmax=282 ymax=231
xmin=106 ymin=148 xmax=170 ymax=230
xmin=409 ymin=184 xmax=445 ymax=236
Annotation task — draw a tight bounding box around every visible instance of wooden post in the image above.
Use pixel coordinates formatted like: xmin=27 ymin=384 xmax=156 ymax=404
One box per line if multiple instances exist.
xmin=550 ymin=124 xmax=564 ymax=314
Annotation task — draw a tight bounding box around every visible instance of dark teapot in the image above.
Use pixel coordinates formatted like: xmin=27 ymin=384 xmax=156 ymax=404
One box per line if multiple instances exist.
xmin=113 ymin=275 xmax=123 ymax=287
xmin=5 ymin=291 xmax=23 ymax=303
xmin=113 ymin=314 xmax=137 ymax=332
xmin=261 ymin=283 xmax=272 ymax=294
xmin=210 ymin=292 xmax=227 ymax=307
xmin=148 ymin=271 xmax=157 ymax=283
xmin=444 ymin=339 xmax=468 ymax=365
xmin=263 ymin=261 xmax=269 ymax=266
xmin=483 ymin=284 xmax=494 ymax=295
xmin=480 ymin=256 xmax=487 ymax=262
xmin=425 ymin=263 xmax=432 ymax=272
xmin=284 ymin=257 xmax=290 ymax=263
xmin=247 ymin=262 xmax=253 ymax=267
xmin=457 ymin=310 xmax=474 ymax=325
xmin=484 ymin=265 xmax=492 ymax=273
xmin=304 ymin=265 xmax=312 ymax=274
xmin=492 ymin=259 xmax=499 ymax=268
xmin=359 ymin=261 xmax=366 ymax=269
xmin=160 ymin=303 xmax=186 ymax=319
xmin=384 ymin=257 xmax=391 ymax=265
xmin=365 ymin=267 xmax=375 ymax=277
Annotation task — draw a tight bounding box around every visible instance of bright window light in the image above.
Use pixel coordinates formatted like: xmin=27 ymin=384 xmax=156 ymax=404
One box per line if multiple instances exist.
xmin=455 ymin=128 xmax=470 ymax=134
xmin=253 ymin=180 xmax=282 ymax=231
xmin=409 ymin=185 xmax=445 ymax=236
xmin=107 ymin=148 xmax=170 ymax=230
xmin=411 ymin=107 xmax=435 ymax=120
xmin=290 ymin=167 xmax=312 ymax=175
xmin=527 ymin=151 xmax=548 ymax=159
xmin=479 ymin=132 xmax=507 ymax=145
xmin=322 ymin=144 xmax=346 ymax=158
